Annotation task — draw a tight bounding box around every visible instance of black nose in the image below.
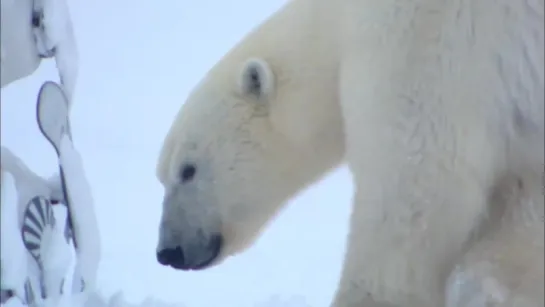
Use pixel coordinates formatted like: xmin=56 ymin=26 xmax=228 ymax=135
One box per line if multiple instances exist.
xmin=156 ymin=234 xmax=223 ymax=270
xmin=157 ymin=246 xmax=185 ymax=269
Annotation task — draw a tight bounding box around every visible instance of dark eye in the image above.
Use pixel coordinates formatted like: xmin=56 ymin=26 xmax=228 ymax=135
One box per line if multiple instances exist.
xmin=180 ymin=164 xmax=196 ymax=183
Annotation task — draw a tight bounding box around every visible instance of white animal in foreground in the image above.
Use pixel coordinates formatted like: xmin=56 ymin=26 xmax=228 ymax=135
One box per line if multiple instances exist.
xmin=156 ymin=0 xmax=544 ymax=306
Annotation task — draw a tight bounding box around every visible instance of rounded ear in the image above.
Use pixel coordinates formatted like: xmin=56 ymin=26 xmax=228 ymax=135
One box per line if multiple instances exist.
xmin=237 ymin=58 xmax=275 ymax=100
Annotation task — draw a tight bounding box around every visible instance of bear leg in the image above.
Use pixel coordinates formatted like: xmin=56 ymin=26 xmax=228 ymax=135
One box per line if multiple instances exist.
xmin=446 ymin=176 xmax=544 ymax=307
xmin=333 ymin=56 xmax=497 ymax=307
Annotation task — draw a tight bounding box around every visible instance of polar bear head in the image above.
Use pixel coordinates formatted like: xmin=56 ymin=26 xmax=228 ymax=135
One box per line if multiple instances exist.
xmin=155 ymin=4 xmax=343 ymax=271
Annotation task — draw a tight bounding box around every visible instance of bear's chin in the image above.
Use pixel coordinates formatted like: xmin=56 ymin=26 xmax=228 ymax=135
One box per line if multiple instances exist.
xmin=172 ymin=236 xmax=224 ymax=271
xmin=166 ymin=256 xmax=221 ymax=271
xmin=168 ymin=256 xmax=221 ymax=271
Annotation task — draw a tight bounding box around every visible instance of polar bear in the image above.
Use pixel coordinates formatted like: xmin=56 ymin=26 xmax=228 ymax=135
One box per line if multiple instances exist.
xmin=155 ymin=0 xmax=544 ymax=306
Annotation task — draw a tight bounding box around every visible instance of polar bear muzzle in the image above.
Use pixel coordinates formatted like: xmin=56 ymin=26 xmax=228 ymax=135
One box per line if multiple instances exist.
xmin=156 ymin=232 xmax=223 ymax=271
xmin=156 ymin=181 xmax=223 ymax=271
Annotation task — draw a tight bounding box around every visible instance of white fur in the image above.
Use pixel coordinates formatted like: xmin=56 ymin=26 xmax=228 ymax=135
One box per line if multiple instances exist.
xmin=157 ymin=0 xmax=544 ymax=306
xmin=237 ymin=58 xmax=275 ymax=100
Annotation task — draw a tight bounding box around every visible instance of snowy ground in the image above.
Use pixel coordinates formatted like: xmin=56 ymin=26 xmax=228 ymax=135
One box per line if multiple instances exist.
xmin=1 ymin=1 xmax=353 ymax=306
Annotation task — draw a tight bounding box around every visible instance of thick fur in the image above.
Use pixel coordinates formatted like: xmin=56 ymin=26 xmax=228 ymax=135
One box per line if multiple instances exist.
xmin=156 ymin=0 xmax=544 ymax=306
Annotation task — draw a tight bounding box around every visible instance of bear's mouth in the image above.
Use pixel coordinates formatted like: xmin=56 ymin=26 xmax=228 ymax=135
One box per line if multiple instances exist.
xmin=180 ymin=234 xmax=223 ymax=271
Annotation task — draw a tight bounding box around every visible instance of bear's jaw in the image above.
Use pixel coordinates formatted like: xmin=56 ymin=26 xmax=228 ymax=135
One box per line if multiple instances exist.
xmin=188 ymin=236 xmax=223 ymax=271
xmin=156 ymin=233 xmax=223 ymax=271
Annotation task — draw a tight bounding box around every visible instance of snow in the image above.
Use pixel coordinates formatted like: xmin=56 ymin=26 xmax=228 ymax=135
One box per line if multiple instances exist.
xmin=1 ymin=147 xmax=70 ymax=304
xmin=39 ymin=208 xmax=72 ymax=298
xmin=0 ymin=170 xmax=27 ymax=299
xmin=45 ymin=173 xmax=64 ymax=205
xmin=1 ymin=149 xmax=180 ymax=307
xmin=44 ymin=0 xmax=79 ymax=103
xmin=40 ymin=0 xmax=72 ymax=51
xmin=0 ymin=0 xmax=42 ymax=87
xmin=0 ymin=146 xmax=58 ymax=224
xmin=58 ymin=134 xmax=101 ymax=294
xmin=1 ymin=1 xmax=353 ymax=306
xmin=2 ymin=292 xmax=315 ymax=307
xmin=53 ymin=31 xmax=78 ymax=104
xmin=33 ymin=0 xmax=78 ymax=103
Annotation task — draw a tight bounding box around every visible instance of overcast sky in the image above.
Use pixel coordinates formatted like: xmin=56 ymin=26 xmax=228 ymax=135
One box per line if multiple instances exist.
xmin=1 ymin=1 xmax=354 ymax=306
